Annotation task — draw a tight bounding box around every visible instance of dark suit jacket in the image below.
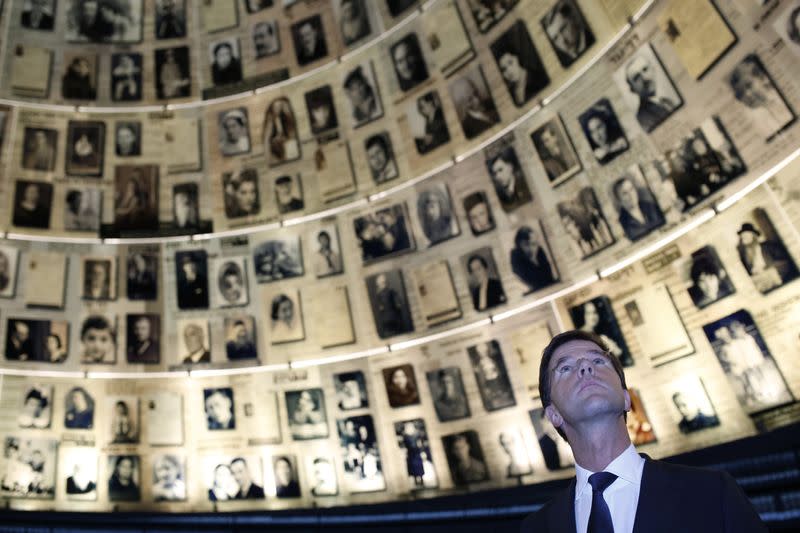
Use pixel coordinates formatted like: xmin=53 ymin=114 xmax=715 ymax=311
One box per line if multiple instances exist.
xmin=520 ymin=457 xmax=766 ymax=532
xmin=470 ymin=278 xmax=506 ymax=311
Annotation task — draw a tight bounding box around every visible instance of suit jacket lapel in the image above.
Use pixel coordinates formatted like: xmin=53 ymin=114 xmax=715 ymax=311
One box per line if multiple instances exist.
xmin=547 ymin=478 xmax=578 ymax=533
xmin=633 ymin=457 xmax=664 ymax=533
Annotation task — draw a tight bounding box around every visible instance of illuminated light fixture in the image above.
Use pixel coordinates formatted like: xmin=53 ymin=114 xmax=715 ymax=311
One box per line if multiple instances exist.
xmin=715 ymin=147 xmax=800 ymax=212
xmin=103 ymin=235 xmax=191 ymax=245
xmin=6 ymin=233 xmax=102 ymax=245
xmin=77 ymin=105 xmax=165 ymax=114
xmin=491 ymin=274 xmax=600 ymax=322
xmin=599 ymin=208 xmax=716 ymax=278
xmin=193 ymin=221 xmax=281 ymax=241
xmin=282 ymin=198 xmax=369 ymax=227
xmin=389 ymin=318 xmax=491 ymax=352
xmin=0 ymin=368 xmax=85 ymax=379
xmin=87 ymin=371 xmax=186 ymax=379
xmin=289 ymin=347 xmax=390 ymax=369
xmin=189 ymin=363 xmax=288 ymax=378
xmin=631 ymin=0 xmax=658 ymax=23
xmin=368 ymin=160 xmax=454 ymax=202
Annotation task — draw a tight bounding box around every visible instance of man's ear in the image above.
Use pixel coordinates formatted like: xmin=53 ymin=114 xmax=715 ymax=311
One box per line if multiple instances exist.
xmin=623 ymin=389 xmax=632 ymax=412
xmin=545 ymin=404 xmax=564 ymax=429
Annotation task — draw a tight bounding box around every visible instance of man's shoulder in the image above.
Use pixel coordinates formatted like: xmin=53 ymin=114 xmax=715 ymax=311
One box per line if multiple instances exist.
xmin=644 ymin=457 xmax=729 ymax=490
xmin=519 ymin=480 xmax=575 ymax=533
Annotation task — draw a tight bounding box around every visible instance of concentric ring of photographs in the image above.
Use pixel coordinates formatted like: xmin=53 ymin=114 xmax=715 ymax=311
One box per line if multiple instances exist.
xmin=568 ymin=295 xmax=633 ymax=367
xmin=383 ymin=363 xmax=420 ymax=408
xmin=529 ymin=408 xmax=574 ymax=470
xmin=415 ymin=183 xmax=460 ymax=247
xmin=253 ymin=237 xmax=304 ymax=283
xmin=508 ymin=220 xmax=559 ymax=294
xmin=556 ymin=186 xmax=615 ymax=259
xmin=210 ymin=257 xmax=249 ymax=308
xmin=626 ymin=388 xmax=656 ymax=445
xmin=703 ymin=310 xmax=794 ymax=415
xmin=306 ymin=455 xmax=338 ymax=497
xmin=354 ymin=203 xmax=415 ymax=264
xmin=365 ymin=269 xmax=415 ymax=339
xmin=65 ymin=0 xmax=143 ymax=43
xmin=489 ymin=20 xmax=549 ymax=108
xmin=204 ymin=455 xmax=265 ymax=501
xmin=107 ymin=395 xmax=139 ymax=444
xmin=578 ymin=98 xmax=629 ymax=165
xmin=467 ymin=340 xmax=516 ymax=411
xmin=1 ymin=436 xmax=58 ymax=499
xmin=342 ymin=60 xmax=383 ymax=129
xmin=441 ymin=430 xmax=489 ymax=486
xmin=394 ymin=418 xmax=438 ymax=490
xmin=18 ymin=384 xmax=53 ymax=429
xmin=734 ymin=207 xmax=799 ymax=294
xmin=530 ymin=114 xmax=581 ymax=187
xmin=0 ymin=245 xmax=20 ymax=299
xmin=427 ymin=367 xmax=470 ymax=422
xmin=334 ymin=370 xmax=369 ymax=411
xmin=608 ymin=165 xmax=666 ymax=242
xmin=79 ymin=313 xmax=118 ymax=364
xmin=5 ymin=318 xmax=69 ymax=363
xmin=63 ymin=447 xmax=98 ymax=500
xmin=286 ymin=388 xmax=329 ymax=440
xmin=540 ymin=0 xmax=595 ymax=68
xmin=204 ymin=387 xmax=235 ymax=431
xmin=684 ymin=245 xmax=735 ymax=309
xmin=175 ymin=250 xmax=210 ymax=310
xmin=337 ymin=414 xmax=385 ymax=493
xmin=447 ymin=64 xmax=500 ymax=140
xmin=665 ymin=375 xmax=720 ymax=435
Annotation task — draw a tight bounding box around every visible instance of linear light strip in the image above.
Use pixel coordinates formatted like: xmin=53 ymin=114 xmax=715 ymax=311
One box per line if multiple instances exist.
xmin=389 ymin=318 xmax=492 ymax=352
xmin=367 ymin=160 xmax=455 ymax=202
xmin=86 ymin=370 xmax=187 ymax=379
xmin=491 ymin=274 xmax=600 ymax=323
xmin=0 ymin=368 xmax=85 ymax=379
xmin=281 ymin=198 xmax=369 ymax=227
xmin=188 ymin=363 xmax=290 ymax=378
xmin=289 ymin=347 xmax=390 ymax=369
xmin=5 ymin=232 xmax=103 ymax=244
xmin=715 ymin=147 xmax=800 ymax=211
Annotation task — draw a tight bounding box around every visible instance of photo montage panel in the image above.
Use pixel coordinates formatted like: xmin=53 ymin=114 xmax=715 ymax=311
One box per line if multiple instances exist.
xmin=383 ymin=364 xmax=421 ymax=408
xmin=253 ymin=237 xmax=304 ymax=283
xmin=734 ymin=207 xmax=799 ymax=294
xmin=540 ymin=0 xmax=595 ymax=67
xmin=702 ymin=309 xmax=794 ymax=414
xmin=568 ymin=295 xmax=633 ymax=367
xmin=337 ymin=414 xmax=385 ymax=493
xmin=529 ymin=407 xmax=574 ymax=470
xmin=334 ymin=370 xmax=369 ymax=411
xmin=25 ymin=251 xmax=67 ymax=309
xmin=484 ymin=138 xmax=532 ymax=212
xmin=462 ymin=247 xmax=507 ymax=312
xmin=556 ymin=186 xmax=615 ymax=259
xmin=394 ymin=418 xmax=438 ymax=489
xmin=530 ymin=114 xmax=581 ymax=187
xmin=175 ymin=250 xmax=210 ymax=310
xmin=5 ymin=319 xmax=69 ymax=363
xmin=426 ymin=367 xmax=470 ymax=422
xmin=684 ymin=245 xmax=735 ymax=309
xmin=509 ymin=221 xmax=559 ymax=294
xmin=366 ymin=269 xmax=414 ymax=339
xmin=578 ymin=98 xmax=629 ymax=165
xmin=490 ymin=20 xmax=549 ymax=108
xmin=447 ymin=65 xmax=500 ymax=140
xmin=666 ymin=375 xmax=720 ymax=434
xmin=467 ymin=340 xmax=516 ymax=411
xmin=441 ymin=430 xmax=488 ymax=486
xmin=608 ymin=165 xmax=666 ymax=242
xmin=354 ymin=204 xmax=415 ymax=264
xmin=286 ymin=388 xmax=328 ymax=440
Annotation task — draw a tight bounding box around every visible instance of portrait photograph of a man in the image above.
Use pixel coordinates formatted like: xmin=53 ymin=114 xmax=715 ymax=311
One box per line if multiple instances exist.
xmin=541 ymin=0 xmax=594 ymax=67
xmin=608 ymin=166 xmax=666 ymax=242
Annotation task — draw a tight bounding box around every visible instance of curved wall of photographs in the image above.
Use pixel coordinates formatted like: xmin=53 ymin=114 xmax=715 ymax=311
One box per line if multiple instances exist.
xmin=0 ymin=0 xmax=799 ymax=515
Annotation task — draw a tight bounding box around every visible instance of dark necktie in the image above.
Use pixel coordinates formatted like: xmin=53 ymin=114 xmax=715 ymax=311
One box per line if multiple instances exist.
xmin=588 ymin=471 xmax=618 ymax=533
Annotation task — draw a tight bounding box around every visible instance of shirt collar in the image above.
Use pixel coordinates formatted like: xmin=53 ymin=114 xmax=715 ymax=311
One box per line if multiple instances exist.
xmin=574 ymin=444 xmax=643 ymax=500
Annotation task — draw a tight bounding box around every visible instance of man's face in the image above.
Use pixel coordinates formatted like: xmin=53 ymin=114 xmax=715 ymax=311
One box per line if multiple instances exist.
xmin=83 ymin=327 xmax=113 ymax=360
xmin=236 ymin=181 xmax=257 ymax=212
xmin=184 ymin=326 xmax=203 ymax=352
xmin=739 ymin=230 xmax=757 ymax=245
xmin=346 ymin=78 xmax=368 ymax=104
xmin=83 ymin=1 xmax=98 ymax=22
xmin=616 ymin=179 xmax=638 ymax=211
xmin=215 ymin=46 xmax=232 ymax=69
xmin=23 ymin=184 xmax=39 ymax=205
xmin=491 ymin=158 xmax=514 ymax=188
xmin=392 ymin=369 xmax=408 ymax=390
xmin=520 ymin=231 xmax=540 ymax=258
xmin=299 ymin=23 xmax=317 ymax=54
xmin=393 ymin=43 xmax=416 ymax=80
xmin=452 ymin=437 xmax=470 ymax=462
xmin=733 ymin=65 xmax=769 ymax=108
xmin=540 ymin=127 xmax=560 ymax=156
xmin=367 ymin=143 xmax=388 ymax=172
xmin=498 ymin=53 xmax=522 ymax=83
xmin=698 ymin=272 xmax=720 ymax=299
xmin=231 ymin=460 xmax=249 ymax=486
xmin=275 ymin=459 xmax=292 ymax=485
xmin=674 ymin=393 xmax=699 ymax=420
xmin=117 ymin=127 xmax=135 ymax=154
xmin=626 ymin=56 xmax=656 ymax=98
xmin=34 ymin=131 xmax=47 ymax=148
xmin=134 ymin=318 xmax=150 ymax=342
xmin=224 ymin=118 xmax=244 ymax=142
xmin=318 ymin=233 xmax=331 ymax=250
xmin=547 ymin=11 xmax=581 ymax=53
xmin=206 ymin=393 xmax=231 ymax=424
xmin=587 ymin=117 xmax=608 ymax=147
xmin=468 ymin=202 xmax=490 ymax=231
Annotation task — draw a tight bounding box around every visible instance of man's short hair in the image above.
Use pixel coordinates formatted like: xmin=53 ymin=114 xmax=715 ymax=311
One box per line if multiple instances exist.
xmin=344 ymin=66 xmax=368 ymax=89
xmin=230 ymin=456 xmax=247 ymax=468
xmin=275 ymin=175 xmax=292 ymax=186
xmin=365 ymin=134 xmax=388 ymax=154
xmin=81 ymin=315 xmax=112 ymax=339
xmin=612 ymin=175 xmax=636 ymax=200
xmin=690 ymin=257 xmax=720 ymax=284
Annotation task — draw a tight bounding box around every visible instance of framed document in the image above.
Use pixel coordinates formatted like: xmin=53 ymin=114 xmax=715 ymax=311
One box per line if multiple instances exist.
xmin=11 ymin=46 xmax=52 ymax=98
xmin=410 ymin=260 xmax=461 ymax=327
xmin=308 ymin=285 xmax=356 ymax=349
xmin=164 ymin=118 xmax=202 ymax=173
xmin=423 ymin=1 xmax=475 ymax=77
xmin=241 ymin=389 xmax=281 ymax=444
xmin=146 ymin=392 xmax=184 ymax=445
xmin=201 ymin=0 xmax=239 ymax=32
xmin=25 ymin=251 xmax=67 ymax=308
xmin=316 ymin=140 xmax=357 ymax=204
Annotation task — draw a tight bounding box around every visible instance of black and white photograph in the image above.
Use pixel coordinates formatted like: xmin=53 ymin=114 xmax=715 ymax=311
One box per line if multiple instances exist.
xmin=107 ymin=455 xmax=140 ymax=502
xmin=126 ymin=313 xmax=160 ymax=364
xmin=204 ymin=455 xmax=264 ymax=501
xmin=286 ymin=388 xmax=328 ymax=440
xmin=666 ymin=375 xmax=720 ymax=434
xmin=81 ymin=257 xmax=116 ymax=301
xmin=343 ymin=61 xmax=383 ymax=128
xmin=108 ymin=396 xmax=139 ymax=444
xmin=114 ymin=164 xmax=159 ymax=232
xmin=490 ymin=20 xmax=549 ymax=107
xmin=467 ymin=0 xmax=518 ymax=33
xmin=541 ymin=0 xmax=595 ymax=67
xmin=155 ymin=46 xmax=191 ymax=99
xmin=685 ymin=245 xmax=735 ymax=309
xmin=530 ymin=115 xmax=581 ymax=186
xmin=728 ymin=54 xmax=795 ymax=142
xmin=407 ymin=90 xmax=450 ymax=155
xmin=5 ymin=319 xmax=68 ymax=363
xmin=66 ymin=120 xmax=104 ymax=177
xmin=497 ymin=429 xmax=532 ymax=478
xmin=210 ymin=38 xmax=243 ymax=86
xmin=608 ymin=166 xmax=665 ymax=242
xmin=222 ymin=168 xmax=260 ymax=219
xmin=21 ymin=0 xmax=56 ymax=30
xmin=12 ymin=180 xmax=53 ymax=229
xmin=204 ymin=387 xmax=235 ymax=430
xmin=22 ymin=127 xmax=57 ymax=171
xmin=390 ymin=32 xmax=429 ymax=92
xmin=65 ymin=0 xmax=142 ymax=43
xmin=253 ymin=237 xmax=304 ymax=282
xmin=175 ymin=250 xmax=210 ymax=310
xmin=218 ymin=108 xmax=251 ymax=156
xmin=463 ymin=191 xmax=495 ymax=236
xmin=774 ymin=0 xmax=800 ymax=57
xmin=312 ymin=224 xmax=344 ymax=277
xmin=79 ymin=314 xmax=117 ymax=364
xmin=410 ymin=260 xmax=462 ymax=327
xmin=416 ymin=183 xmax=459 ymax=246
xmin=152 ymin=454 xmax=186 ymax=501
xmin=448 ymin=65 xmax=500 ymax=140
xmin=468 ymin=340 xmax=515 ymax=411
xmin=735 ymin=208 xmax=799 ymax=294
xmin=569 ymin=295 xmax=633 ymax=367
xmin=178 ymin=319 xmax=211 ymax=364
xmin=387 ymin=0 xmax=417 ymax=17
xmin=578 ymin=98 xmax=629 ymax=164
xmin=263 ymin=97 xmax=301 ymax=166
xmin=366 ymin=269 xmax=414 ymax=338
xmin=111 ymin=53 xmax=143 ymax=101
xmin=556 ymin=186 xmax=615 ymax=259
xmin=155 ymin=0 xmax=186 ymax=39
xmin=63 ymin=448 xmax=97 ymax=500
xmin=115 ymin=121 xmax=141 ymax=157
xmin=307 ymin=456 xmax=338 ymax=497
xmin=0 ymin=245 xmax=19 ymax=299
xmin=268 ymin=289 xmax=305 ymax=344
xmin=1 ymin=437 xmax=57 ymax=499
xmin=395 ymin=419 xmax=437 ymax=489
xmin=334 ymin=370 xmax=368 ymax=410
xmin=253 ymin=20 xmax=280 ymax=58
xmin=173 ymin=183 xmax=200 ymax=230
xmin=462 ymin=247 xmax=507 ymax=312
xmin=364 ymin=132 xmax=399 ymax=184
xmin=699 ymin=115 xmax=746 ymax=182
xmin=126 ymin=248 xmax=158 ymax=300
xmin=61 ymin=54 xmax=97 ymax=100
xmin=529 ymin=408 xmax=574 ymax=470
xmin=509 ymin=221 xmax=559 ymax=294
xmin=224 ymin=316 xmax=258 ymax=360
xmin=18 ymin=385 xmax=53 ymax=429
xmin=484 ymin=140 xmax=532 ymax=212
xmin=305 ymin=85 xmax=339 ymax=137
xmin=703 ymin=310 xmax=793 ymax=414
xmin=291 ymin=14 xmax=328 ymax=66
xmin=211 ymin=257 xmax=249 ymax=308
xmin=354 ymin=204 xmax=415 ymax=263
xmin=383 ymin=364 xmax=420 ymax=408
xmin=272 ymin=455 xmax=301 ymax=498
xmin=426 ymin=367 xmax=470 ymax=422
xmin=614 ymin=43 xmax=682 ymax=133
xmin=442 ymin=431 xmax=488 ymax=486
xmin=65 ymin=387 xmax=94 ymax=429
xmin=337 ymin=415 xmax=385 ymax=492
xmin=337 ymin=0 xmax=371 ymax=46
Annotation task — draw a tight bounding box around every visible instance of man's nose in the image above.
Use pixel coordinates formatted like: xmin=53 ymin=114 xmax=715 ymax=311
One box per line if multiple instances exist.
xmin=578 ymin=358 xmax=595 ymax=376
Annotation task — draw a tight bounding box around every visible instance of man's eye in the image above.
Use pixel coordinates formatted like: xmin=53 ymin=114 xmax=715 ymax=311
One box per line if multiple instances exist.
xmin=594 ymin=357 xmax=606 ymax=365
xmin=557 ymin=365 xmax=571 ymax=374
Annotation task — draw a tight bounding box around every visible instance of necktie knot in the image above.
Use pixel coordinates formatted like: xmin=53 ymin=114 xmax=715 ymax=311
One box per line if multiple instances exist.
xmin=589 ymin=471 xmax=618 ymax=493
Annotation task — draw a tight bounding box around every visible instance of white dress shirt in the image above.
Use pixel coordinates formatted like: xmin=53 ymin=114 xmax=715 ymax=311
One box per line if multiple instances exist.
xmin=574 ymin=444 xmax=645 ymax=533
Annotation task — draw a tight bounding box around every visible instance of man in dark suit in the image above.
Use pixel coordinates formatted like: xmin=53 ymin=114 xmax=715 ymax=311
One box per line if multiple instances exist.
xmin=521 ymin=330 xmax=766 ymax=532
xmin=230 ymin=457 xmax=265 ymax=499
xmin=612 ymin=175 xmax=664 ymax=242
